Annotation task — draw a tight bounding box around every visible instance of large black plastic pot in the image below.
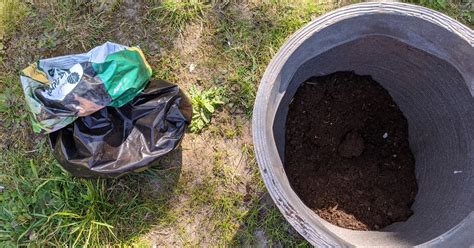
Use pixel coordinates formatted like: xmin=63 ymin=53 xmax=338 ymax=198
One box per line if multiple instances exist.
xmin=252 ymin=2 xmax=473 ymax=247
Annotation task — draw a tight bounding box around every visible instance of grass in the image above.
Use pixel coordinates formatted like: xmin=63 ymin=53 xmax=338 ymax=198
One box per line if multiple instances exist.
xmin=0 ymin=0 xmax=29 ymax=62
xmin=0 ymin=0 xmax=472 ymax=246
xmin=0 ymin=144 xmax=180 ymax=246
xmin=149 ymin=0 xmax=210 ymax=31
xmin=408 ymin=0 xmax=473 ymax=25
xmin=0 ymin=0 xmax=29 ymax=37
xmin=0 ymin=75 xmax=28 ymax=128
xmin=212 ymin=0 xmax=323 ymax=115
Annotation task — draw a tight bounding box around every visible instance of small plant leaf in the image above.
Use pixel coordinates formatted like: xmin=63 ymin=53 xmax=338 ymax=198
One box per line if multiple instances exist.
xmin=200 ymin=110 xmax=210 ymax=123
xmin=204 ymin=102 xmax=215 ymax=113
xmin=29 ymin=159 xmax=38 ymax=178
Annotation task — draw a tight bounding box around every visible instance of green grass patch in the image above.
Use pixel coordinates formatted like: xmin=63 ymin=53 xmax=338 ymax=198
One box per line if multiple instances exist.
xmin=0 ymin=142 xmax=180 ymax=247
xmin=0 ymin=74 xmax=29 ymax=127
xmin=0 ymin=0 xmax=29 ymax=38
xmin=148 ymin=0 xmax=210 ymax=31
xmin=0 ymin=0 xmax=29 ymax=62
xmin=406 ymin=0 xmax=473 ymax=26
xmin=214 ymin=0 xmax=322 ymax=115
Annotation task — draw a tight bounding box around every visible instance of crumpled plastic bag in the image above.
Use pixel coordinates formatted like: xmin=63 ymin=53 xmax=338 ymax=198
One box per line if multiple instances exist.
xmin=20 ymin=42 xmax=152 ymax=133
xmin=49 ymin=79 xmax=192 ymax=178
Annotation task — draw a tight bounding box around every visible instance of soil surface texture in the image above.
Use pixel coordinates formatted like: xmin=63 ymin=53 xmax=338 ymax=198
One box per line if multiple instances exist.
xmin=284 ymin=71 xmax=418 ymax=231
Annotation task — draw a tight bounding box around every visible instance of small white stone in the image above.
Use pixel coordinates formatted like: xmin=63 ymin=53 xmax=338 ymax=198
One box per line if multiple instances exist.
xmin=454 ymin=170 xmax=462 ymax=174
xmin=189 ymin=63 xmax=196 ymax=73
xmin=383 ymin=132 xmax=388 ymax=139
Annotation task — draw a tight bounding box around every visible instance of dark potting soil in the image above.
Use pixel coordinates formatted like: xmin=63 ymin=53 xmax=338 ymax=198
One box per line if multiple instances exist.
xmin=284 ymin=71 xmax=418 ymax=231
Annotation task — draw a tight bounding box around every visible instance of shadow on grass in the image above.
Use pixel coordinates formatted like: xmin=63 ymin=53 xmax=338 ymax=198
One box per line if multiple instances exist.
xmin=0 ymin=143 xmax=183 ymax=247
xmin=106 ymin=147 xmax=183 ymax=244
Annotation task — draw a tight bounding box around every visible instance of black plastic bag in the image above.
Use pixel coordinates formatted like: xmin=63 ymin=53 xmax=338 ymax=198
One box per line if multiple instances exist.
xmin=49 ymin=79 xmax=192 ymax=177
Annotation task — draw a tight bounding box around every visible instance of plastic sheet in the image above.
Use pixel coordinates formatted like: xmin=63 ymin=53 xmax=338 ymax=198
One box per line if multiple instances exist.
xmin=49 ymin=79 xmax=192 ymax=177
xmin=20 ymin=42 xmax=152 ymax=133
